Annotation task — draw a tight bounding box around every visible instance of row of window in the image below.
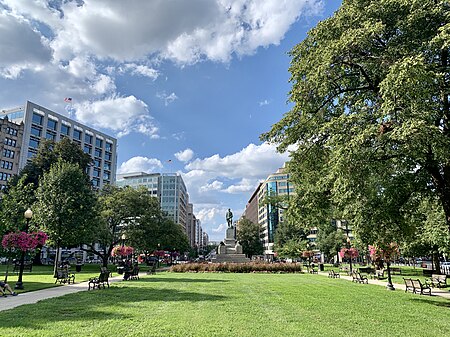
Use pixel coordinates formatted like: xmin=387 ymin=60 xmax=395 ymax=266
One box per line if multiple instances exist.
xmin=3 ymin=149 xmax=15 ymax=158
xmin=6 ymin=127 xmax=18 ymax=136
xmin=32 ymin=113 xmax=113 ymax=150
xmin=0 ymin=172 xmax=12 ymax=181
xmin=4 ymin=138 xmax=16 ymax=147
xmin=1 ymin=160 xmax=13 ymax=170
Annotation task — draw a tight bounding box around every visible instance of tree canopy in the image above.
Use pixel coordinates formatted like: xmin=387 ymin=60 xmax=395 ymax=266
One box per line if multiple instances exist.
xmin=262 ymin=1 xmax=450 ymax=247
xmin=236 ymin=217 xmax=263 ymax=258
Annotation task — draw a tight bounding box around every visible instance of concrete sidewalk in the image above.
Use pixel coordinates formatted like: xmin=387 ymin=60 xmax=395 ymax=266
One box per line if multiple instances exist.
xmin=318 ymin=270 xmax=450 ymax=300
xmin=0 ymin=274 xmax=125 ymax=312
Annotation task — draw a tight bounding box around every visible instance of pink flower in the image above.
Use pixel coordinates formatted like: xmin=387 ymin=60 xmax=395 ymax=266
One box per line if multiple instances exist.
xmin=111 ymin=245 xmax=134 ymax=257
xmin=1 ymin=231 xmax=48 ymax=252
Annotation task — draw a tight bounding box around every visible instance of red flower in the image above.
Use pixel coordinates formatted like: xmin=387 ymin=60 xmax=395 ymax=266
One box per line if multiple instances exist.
xmin=2 ymin=231 xmax=48 ymax=252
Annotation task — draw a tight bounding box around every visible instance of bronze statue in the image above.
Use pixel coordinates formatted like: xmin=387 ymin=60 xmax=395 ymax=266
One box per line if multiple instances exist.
xmin=226 ymin=208 xmax=233 ymax=227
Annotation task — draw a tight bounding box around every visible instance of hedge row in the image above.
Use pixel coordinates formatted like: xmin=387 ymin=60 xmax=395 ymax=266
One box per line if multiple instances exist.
xmin=170 ymin=262 xmax=302 ymax=273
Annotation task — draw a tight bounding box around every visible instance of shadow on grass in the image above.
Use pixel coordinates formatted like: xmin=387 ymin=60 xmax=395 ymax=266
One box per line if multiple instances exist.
xmin=0 ymin=286 xmax=227 ymax=330
xmin=141 ymin=277 xmax=229 ymax=283
xmin=409 ymin=297 xmax=450 ymax=308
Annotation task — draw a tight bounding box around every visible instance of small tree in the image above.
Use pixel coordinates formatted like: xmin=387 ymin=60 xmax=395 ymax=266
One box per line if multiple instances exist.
xmin=236 ymin=217 xmax=263 ymax=259
xmin=34 ymin=161 xmax=98 ymax=276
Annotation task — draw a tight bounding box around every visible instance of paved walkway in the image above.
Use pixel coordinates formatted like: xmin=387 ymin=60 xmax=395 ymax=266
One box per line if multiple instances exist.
xmin=0 ymin=274 xmax=125 ymax=312
xmin=318 ymin=271 xmax=450 ymax=300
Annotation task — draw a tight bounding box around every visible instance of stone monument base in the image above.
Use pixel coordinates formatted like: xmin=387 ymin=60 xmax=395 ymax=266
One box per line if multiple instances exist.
xmin=212 ymin=226 xmax=250 ymax=263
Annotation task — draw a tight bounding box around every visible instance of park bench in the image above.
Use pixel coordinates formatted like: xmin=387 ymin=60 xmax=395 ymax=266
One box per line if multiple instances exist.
xmin=351 ymin=271 xmax=368 ymax=284
xmin=328 ymin=270 xmax=340 ymax=278
xmin=54 ymin=267 xmax=75 ymax=284
xmin=411 ymin=279 xmax=431 ymax=295
xmin=370 ymin=269 xmax=387 ymax=280
xmin=403 ymin=278 xmax=415 ymax=293
xmin=13 ymin=261 xmax=32 ymax=273
xmin=147 ymin=262 xmax=157 ymax=275
xmin=426 ymin=274 xmax=447 ymax=288
xmin=308 ymin=267 xmax=318 ymax=274
xmin=390 ymin=267 xmax=402 ymax=275
xmin=88 ymin=270 xmax=110 ymax=290
xmin=124 ymin=265 xmax=140 ymax=280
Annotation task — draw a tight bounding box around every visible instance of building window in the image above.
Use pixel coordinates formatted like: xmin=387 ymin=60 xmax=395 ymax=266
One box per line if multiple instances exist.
xmin=103 ymin=162 xmax=111 ymax=170
xmin=104 ymin=152 xmax=112 ymax=161
xmin=2 ymin=149 xmax=14 ymax=159
xmin=47 ymin=119 xmax=57 ymax=131
xmin=29 ymin=138 xmax=39 ymax=149
xmin=103 ymin=171 xmax=110 ymax=180
xmin=85 ymin=134 xmax=92 ymax=144
xmin=4 ymin=138 xmax=16 ymax=147
xmin=93 ymin=169 xmax=100 ymax=177
xmin=105 ymin=142 xmax=112 ymax=152
xmin=83 ymin=145 xmax=92 ymax=154
xmin=32 ymin=113 xmax=43 ymax=125
xmin=73 ymin=129 xmax=82 ymax=140
xmin=92 ymin=178 xmax=100 ymax=187
xmin=31 ymin=126 xmax=42 ymax=137
xmin=6 ymin=127 xmax=18 ymax=136
xmin=94 ymin=159 xmax=101 ymax=168
xmin=46 ymin=131 xmax=56 ymax=141
xmin=94 ymin=148 xmax=102 ymax=158
xmin=95 ymin=138 xmax=103 ymax=148
xmin=61 ymin=124 xmax=70 ymax=135
xmin=1 ymin=160 xmax=13 ymax=170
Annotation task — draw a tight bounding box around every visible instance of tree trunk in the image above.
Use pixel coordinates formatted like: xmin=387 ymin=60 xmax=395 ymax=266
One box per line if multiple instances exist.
xmin=53 ymin=245 xmax=60 ymax=278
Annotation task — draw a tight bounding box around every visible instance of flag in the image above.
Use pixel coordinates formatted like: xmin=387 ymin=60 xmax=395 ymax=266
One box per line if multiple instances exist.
xmin=64 ymin=97 xmax=72 ymax=102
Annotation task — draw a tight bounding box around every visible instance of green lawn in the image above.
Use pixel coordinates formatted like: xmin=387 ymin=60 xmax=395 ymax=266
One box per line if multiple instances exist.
xmin=0 ymin=272 xmax=449 ymax=336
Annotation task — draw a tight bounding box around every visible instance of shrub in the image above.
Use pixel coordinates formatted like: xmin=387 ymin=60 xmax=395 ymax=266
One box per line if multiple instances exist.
xmin=170 ymin=262 xmax=302 ymax=273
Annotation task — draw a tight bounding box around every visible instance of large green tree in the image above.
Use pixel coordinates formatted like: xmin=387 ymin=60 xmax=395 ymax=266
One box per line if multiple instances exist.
xmin=34 ymin=161 xmax=98 ymax=275
xmin=236 ymin=217 xmax=263 ymax=259
xmin=316 ymin=221 xmax=346 ymax=263
xmin=262 ymin=1 xmax=450 ymax=243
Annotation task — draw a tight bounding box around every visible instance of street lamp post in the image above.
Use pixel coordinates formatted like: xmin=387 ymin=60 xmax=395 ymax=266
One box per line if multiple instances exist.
xmin=346 ymin=237 xmax=353 ymax=274
xmin=15 ymin=208 xmax=33 ymax=290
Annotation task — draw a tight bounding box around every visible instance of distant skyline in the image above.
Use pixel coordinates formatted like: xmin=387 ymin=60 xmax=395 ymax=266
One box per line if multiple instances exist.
xmin=0 ymin=0 xmax=342 ymax=241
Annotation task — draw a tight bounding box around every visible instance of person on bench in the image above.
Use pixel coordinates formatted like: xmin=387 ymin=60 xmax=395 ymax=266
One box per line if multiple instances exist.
xmin=0 ymin=281 xmax=18 ymax=297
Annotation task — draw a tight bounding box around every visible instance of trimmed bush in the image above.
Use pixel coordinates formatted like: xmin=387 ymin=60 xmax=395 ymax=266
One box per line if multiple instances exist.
xmin=170 ymin=262 xmax=302 ymax=273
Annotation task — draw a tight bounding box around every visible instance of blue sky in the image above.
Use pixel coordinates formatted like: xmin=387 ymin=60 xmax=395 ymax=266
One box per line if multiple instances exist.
xmin=0 ymin=0 xmax=342 ymax=241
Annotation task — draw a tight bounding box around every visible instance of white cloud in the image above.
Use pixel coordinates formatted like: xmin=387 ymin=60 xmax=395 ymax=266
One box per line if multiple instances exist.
xmin=212 ymin=223 xmax=227 ymax=233
xmin=74 ymin=96 xmax=159 ymax=138
xmin=118 ymin=156 xmax=163 ymax=174
xmin=259 ymin=99 xmax=270 ymax=106
xmin=90 ymin=74 xmax=116 ymax=95
xmin=185 ymin=142 xmax=290 ymax=179
xmin=175 ymin=148 xmax=194 ymax=162
xmin=157 ymin=92 xmax=179 ymax=106
xmin=200 ymin=180 xmax=224 ymax=193
xmin=0 ymin=12 xmax=52 ymax=78
xmin=222 ymin=178 xmax=257 ymax=194
xmin=122 ymin=63 xmax=159 ymax=80
xmin=5 ymin=0 xmax=322 ymax=67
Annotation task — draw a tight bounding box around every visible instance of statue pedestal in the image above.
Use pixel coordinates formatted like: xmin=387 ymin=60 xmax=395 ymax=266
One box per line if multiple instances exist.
xmin=212 ymin=226 xmax=250 ymax=263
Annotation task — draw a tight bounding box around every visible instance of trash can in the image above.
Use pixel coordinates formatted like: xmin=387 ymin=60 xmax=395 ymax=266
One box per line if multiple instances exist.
xmin=117 ymin=266 xmax=124 ymax=275
xmin=76 ymin=264 xmax=82 ymax=272
xmin=319 ymin=263 xmax=324 ymax=271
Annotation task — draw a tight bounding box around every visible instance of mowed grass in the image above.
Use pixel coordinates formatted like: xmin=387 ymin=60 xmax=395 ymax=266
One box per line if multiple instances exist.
xmin=0 ymin=272 xmax=449 ymax=337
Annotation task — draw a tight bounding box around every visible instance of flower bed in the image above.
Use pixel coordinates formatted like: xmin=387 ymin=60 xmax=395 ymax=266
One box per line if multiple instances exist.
xmin=170 ymin=262 xmax=302 ymax=273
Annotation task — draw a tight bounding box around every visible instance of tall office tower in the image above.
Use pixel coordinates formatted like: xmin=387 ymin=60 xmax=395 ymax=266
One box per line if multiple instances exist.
xmin=0 ymin=117 xmax=24 ymax=190
xmin=257 ymin=165 xmax=295 ymax=258
xmin=159 ymin=173 xmax=188 ymax=231
xmin=0 ymin=101 xmax=117 ymax=189
xmin=116 ymin=172 xmax=189 ymax=231
xmin=186 ymin=203 xmax=197 ymax=247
